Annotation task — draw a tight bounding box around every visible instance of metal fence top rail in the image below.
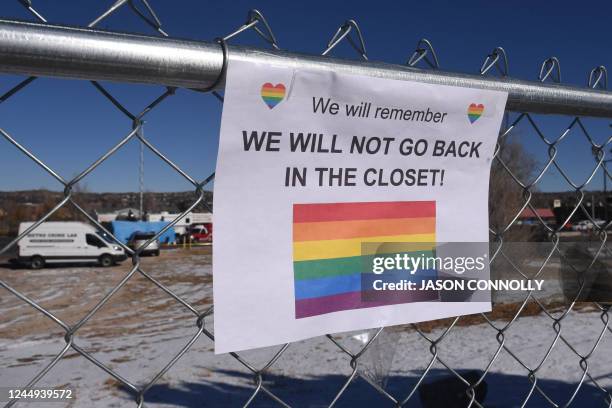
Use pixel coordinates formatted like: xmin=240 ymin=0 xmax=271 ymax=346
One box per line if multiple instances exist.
xmin=1 ymin=19 xmax=612 ymax=118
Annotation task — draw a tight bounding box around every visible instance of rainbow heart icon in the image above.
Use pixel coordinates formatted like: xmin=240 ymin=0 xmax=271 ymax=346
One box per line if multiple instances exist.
xmin=467 ymin=103 xmax=484 ymax=123
xmin=261 ymin=83 xmax=286 ymax=109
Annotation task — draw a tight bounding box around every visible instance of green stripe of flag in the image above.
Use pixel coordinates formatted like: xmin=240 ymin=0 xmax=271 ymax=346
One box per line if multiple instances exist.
xmin=293 ymin=250 xmax=435 ymax=280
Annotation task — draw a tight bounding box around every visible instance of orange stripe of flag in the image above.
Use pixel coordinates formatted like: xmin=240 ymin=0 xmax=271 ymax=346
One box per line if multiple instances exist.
xmin=293 ymin=217 xmax=435 ymax=242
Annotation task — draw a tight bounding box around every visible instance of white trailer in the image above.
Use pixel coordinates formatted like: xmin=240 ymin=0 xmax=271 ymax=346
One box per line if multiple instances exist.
xmin=17 ymin=222 xmax=127 ymax=269
xmin=147 ymin=211 xmax=212 ymax=235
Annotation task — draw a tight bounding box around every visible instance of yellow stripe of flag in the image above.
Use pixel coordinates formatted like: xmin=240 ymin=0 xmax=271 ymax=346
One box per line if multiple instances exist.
xmin=261 ymin=91 xmax=285 ymax=97
xmin=293 ymin=233 xmax=436 ymax=261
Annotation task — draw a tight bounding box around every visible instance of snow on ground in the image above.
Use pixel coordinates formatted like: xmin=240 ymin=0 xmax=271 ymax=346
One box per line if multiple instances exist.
xmin=1 ymin=249 xmax=611 ymax=407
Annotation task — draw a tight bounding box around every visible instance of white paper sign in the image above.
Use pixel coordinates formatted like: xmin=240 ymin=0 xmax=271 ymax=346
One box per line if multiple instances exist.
xmin=213 ymin=58 xmax=508 ymax=353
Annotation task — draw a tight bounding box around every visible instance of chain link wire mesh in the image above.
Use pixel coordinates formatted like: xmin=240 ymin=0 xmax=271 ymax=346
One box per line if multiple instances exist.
xmin=0 ymin=2 xmax=611 ymax=407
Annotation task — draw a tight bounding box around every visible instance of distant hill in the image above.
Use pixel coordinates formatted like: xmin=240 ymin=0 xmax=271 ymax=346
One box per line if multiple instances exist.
xmin=0 ymin=188 xmax=608 ymax=236
xmin=0 ymin=189 xmax=213 ymax=234
xmin=0 ymin=189 xmax=213 ymax=214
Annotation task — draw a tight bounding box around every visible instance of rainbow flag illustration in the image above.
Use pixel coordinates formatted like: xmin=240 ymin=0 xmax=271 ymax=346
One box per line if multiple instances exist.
xmin=293 ymin=201 xmax=437 ymax=319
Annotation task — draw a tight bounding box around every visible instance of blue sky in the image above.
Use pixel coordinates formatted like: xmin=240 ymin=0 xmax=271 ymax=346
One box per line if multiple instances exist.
xmin=0 ymin=0 xmax=610 ymax=193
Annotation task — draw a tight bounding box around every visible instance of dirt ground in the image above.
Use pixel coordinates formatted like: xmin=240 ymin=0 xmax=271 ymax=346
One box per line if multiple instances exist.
xmin=1 ymin=244 xmax=607 ymax=341
xmin=0 ymin=247 xmax=213 ymax=342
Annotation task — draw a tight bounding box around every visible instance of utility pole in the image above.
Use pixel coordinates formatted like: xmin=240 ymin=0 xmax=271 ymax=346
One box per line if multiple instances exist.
xmin=139 ymin=129 xmax=144 ymax=220
xmin=602 ymin=127 xmax=612 ymax=225
xmin=592 ymin=144 xmax=612 ymax=222
xmin=140 ymin=138 xmax=144 ymax=219
xmin=605 ymin=160 xmax=609 ymax=222
xmin=605 ymin=147 xmax=612 ymax=222
xmin=133 ymin=120 xmax=145 ymax=221
xmin=603 ymin=149 xmax=611 ymax=222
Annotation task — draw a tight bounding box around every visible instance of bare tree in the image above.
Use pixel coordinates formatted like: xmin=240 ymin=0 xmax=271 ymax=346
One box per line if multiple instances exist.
xmin=489 ymin=135 xmax=538 ymax=241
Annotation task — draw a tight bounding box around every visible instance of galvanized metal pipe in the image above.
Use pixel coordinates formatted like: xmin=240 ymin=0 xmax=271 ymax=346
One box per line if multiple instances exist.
xmin=0 ymin=19 xmax=611 ymax=117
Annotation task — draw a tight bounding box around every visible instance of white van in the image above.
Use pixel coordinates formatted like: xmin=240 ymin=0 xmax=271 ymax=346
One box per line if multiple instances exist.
xmin=17 ymin=222 xmax=127 ymax=269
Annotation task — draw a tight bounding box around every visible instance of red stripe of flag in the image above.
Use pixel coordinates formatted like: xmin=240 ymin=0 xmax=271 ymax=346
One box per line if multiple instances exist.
xmin=293 ymin=201 xmax=435 ymax=223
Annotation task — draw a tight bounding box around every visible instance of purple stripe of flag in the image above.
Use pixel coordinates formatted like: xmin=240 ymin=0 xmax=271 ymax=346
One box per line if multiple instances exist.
xmin=295 ymin=289 xmax=439 ymax=319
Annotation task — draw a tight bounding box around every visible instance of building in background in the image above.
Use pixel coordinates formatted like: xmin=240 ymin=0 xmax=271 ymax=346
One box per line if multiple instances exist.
xmin=147 ymin=211 xmax=212 ymax=236
xmin=97 ymin=209 xmax=212 ymax=237
xmin=517 ymin=207 xmax=556 ymax=225
xmin=96 ymin=208 xmax=142 ymax=222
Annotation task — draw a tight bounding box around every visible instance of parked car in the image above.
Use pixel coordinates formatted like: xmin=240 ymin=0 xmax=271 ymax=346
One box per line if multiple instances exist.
xmin=593 ymin=219 xmax=606 ymax=228
xmin=17 ymin=221 xmax=126 ymax=269
xmin=187 ymin=223 xmax=212 ymax=243
xmin=572 ymin=220 xmax=593 ymax=231
xmin=127 ymin=231 xmax=160 ymax=256
xmin=572 ymin=219 xmax=607 ymax=232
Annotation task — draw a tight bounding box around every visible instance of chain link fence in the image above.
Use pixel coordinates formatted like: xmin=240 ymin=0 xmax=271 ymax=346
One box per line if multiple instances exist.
xmin=0 ymin=1 xmax=611 ymax=407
